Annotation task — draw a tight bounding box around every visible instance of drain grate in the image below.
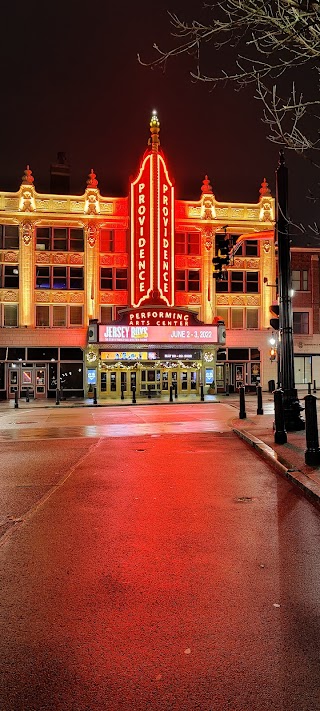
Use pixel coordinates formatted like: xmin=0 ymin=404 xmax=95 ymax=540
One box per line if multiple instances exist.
xmin=235 ymin=496 xmax=253 ymax=503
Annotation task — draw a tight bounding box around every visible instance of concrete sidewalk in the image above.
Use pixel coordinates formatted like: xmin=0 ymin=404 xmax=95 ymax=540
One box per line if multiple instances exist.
xmin=1 ymin=389 xmax=320 ymax=508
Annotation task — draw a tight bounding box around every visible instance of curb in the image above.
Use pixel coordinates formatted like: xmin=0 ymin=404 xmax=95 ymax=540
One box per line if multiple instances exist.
xmin=233 ymin=427 xmax=320 ymax=509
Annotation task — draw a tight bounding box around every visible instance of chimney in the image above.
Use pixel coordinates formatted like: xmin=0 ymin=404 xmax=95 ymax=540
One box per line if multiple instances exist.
xmin=50 ymin=152 xmax=70 ymax=194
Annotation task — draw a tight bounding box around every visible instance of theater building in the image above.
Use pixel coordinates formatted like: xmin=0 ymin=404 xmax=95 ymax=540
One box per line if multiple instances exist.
xmin=0 ymin=113 xmax=276 ymax=400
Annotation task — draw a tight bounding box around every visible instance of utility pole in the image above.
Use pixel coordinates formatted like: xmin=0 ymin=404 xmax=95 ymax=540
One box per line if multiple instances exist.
xmin=276 ymin=151 xmax=304 ymax=430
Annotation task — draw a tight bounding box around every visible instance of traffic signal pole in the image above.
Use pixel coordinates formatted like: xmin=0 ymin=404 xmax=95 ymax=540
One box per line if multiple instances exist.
xmin=276 ymin=151 xmax=304 ymax=430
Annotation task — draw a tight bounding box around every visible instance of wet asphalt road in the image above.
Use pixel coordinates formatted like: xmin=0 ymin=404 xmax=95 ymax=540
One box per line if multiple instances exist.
xmin=0 ymin=403 xmax=320 ymax=711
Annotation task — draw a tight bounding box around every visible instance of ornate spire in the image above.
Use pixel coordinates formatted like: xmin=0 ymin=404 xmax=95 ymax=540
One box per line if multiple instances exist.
xmin=259 ymin=177 xmax=271 ymax=198
xmin=22 ymin=165 xmax=34 ymax=185
xmin=149 ymin=110 xmax=160 ymax=151
xmin=201 ymin=175 xmax=213 ymax=195
xmin=87 ymin=168 xmax=98 ymax=189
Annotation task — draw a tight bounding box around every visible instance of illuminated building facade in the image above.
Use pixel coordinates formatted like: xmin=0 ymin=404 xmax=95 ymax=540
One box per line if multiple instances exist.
xmin=0 ymin=113 xmax=277 ymax=400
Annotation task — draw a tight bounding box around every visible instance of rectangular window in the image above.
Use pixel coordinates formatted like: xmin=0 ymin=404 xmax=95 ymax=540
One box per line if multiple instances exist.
xmin=100 ymin=306 xmax=113 ymax=323
xmin=36 ymin=227 xmax=84 ymax=251
xmin=175 ymin=233 xmax=200 ymax=255
xmin=231 ymin=272 xmax=244 ymax=293
xmin=36 ymin=305 xmax=50 ymax=327
xmin=216 ymin=307 xmax=229 ymax=328
xmin=293 ymin=312 xmax=309 ymax=334
xmin=100 ymin=268 xmax=128 ymax=290
xmin=35 ymin=266 xmax=83 ymax=289
xmin=245 ymin=240 xmax=258 ymax=256
xmin=69 ymin=306 xmax=83 ymax=326
xmin=231 ymin=308 xmax=244 ymax=328
xmin=0 ymin=224 xmax=19 ymax=249
xmin=100 ymin=230 xmax=114 ymax=252
xmin=292 ymin=269 xmax=309 ymax=291
xmin=175 ymin=269 xmax=200 ymax=291
xmin=246 ymin=272 xmax=259 ymax=293
xmin=53 ymin=305 xmax=67 ymax=327
xmin=2 ymin=266 xmax=19 ymax=288
xmin=4 ymin=304 xmax=18 ymax=326
xmin=246 ymin=309 xmax=259 ymax=329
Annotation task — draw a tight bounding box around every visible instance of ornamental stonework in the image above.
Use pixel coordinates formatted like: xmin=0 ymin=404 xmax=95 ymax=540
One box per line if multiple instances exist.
xmin=175 ymin=255 xmax=201 ymax=269
xmin=35 ymin=252 xmax=51 ymax=264
xmin=22 ymin=222 xmax=33 ymax=246
xmin=216 ymin=207 xmax=228 ymax=218
xmin=246 ymin=209 xmax=259 ymax=220
xmin=231 ymin=208 xmax=244 ymax=218
xmin=246 ymin=295 xmax=260 ymax=306
xmin=5 ymin=198 xmax=19 ymax=210
xmin=100 ymin=202 xmax=113 ymax=214
xmin=263 ymin=241 xmax=271 ymax=253
xmin=189 ymin=294 xmax=201 ymax=305
xmin=53 ymin=253 xmax=67 ymax=264
xmin=175 ymin=293 xmax=189 ymax=305
xmin=36 ymin=291 xmax=50 ymax=303
xmin=216 ymin=295 xmax=229 ymax=305
xmin=100 ymin=291 xmax=128 ymax=304
xmin=188 ymin=206 xmax=201 ymax=218
xmin=36 ymin=200 xmax=50 ymax=211
xmin=231 ymin=296 xmax=245 ymax=306
xmin=2 ymin=290 xmax=18 ymax=302
xmin=54 ymin=200 xmax=69 ymax=211
xmin=233 ymin=257 xmax=245 ymax=269
xmin=70 ymin=201 xmax=84 ymax=213
xmin=87 ymin=225 xmax=97 ymax=247
xmin=52 ymin=291 xmax=67 ymax=303
xmin=246 ymin=258 xmax=260 ymax=269
xmin=69 ymin=253 xmax=83 ymax=264
xmin=100 ymin=254 xmax=116 ymax=266
xmin=69 ymin=292 xmax=84 ymax=303
xmin=4 ymin=251 xmax=18 ymax=263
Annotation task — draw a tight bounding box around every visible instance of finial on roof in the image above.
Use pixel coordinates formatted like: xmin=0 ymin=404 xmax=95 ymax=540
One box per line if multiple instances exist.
xmin=201 ymin=175 xmax=213 ymax=195
xmin=259 ymin=177 xmax=271 ymax=197
xmin=149 ymin=110 xmax=160 ymax=151
xmin=87 ymin=168 xmax=98 ymax=189
xmin=22 ymin=165 xmax=34 ymax=185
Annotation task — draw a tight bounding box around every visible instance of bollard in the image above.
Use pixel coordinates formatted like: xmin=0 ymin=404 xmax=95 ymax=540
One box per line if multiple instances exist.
xmin=14 ymin=390 xmax=19 ymax=408
xmin=169 ymin=385 xmax=173 ymax=402
xmin=313 ymin=379 xmax=317 ymax=393
xmin=256 ymin=384 xmax=263 ymax=415
xmin=308 ymin=382 xmax=312 ymax=395
xmin=55 ymin=388 xmax=60 ymax=405
xmin=239 ymin=385 xmax=246 ymax=419
xmin=274 ymin=389 xmax=287 ymax=444
xmin=225 ymin=381 xmax=229 ymax=397
xmin=93 ymin=386 xmax=97 ymax=405
xmin=25 ymin=387 xmax=30 ymax=403
xmin=148 ymin=385 xmax=152 ymax=399
xmin=174 ymin=382 xmax=178 ymax=399
xmin=200 ymin=384 xmax=204 ymax=402
xmin=121 ymin=386 xmax=125 ymax=400
xmin=132 ymin=385 xmax=136 ymax=404
xmin=304 ymin=394 xmax=320 ymax=466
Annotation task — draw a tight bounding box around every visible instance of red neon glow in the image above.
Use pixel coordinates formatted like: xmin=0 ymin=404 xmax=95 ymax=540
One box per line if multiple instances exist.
xmin=157 ymin=154 xmax=174 ymax=306
xmin=131 ymin=154 xmax=153 ymax=307
xmin=99 ymin=324 xmax=218 ymax=344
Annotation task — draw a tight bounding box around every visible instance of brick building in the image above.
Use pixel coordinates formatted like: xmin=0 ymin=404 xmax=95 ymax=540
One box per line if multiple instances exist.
xmin=0 ymin=113 xmax=277 ymax=400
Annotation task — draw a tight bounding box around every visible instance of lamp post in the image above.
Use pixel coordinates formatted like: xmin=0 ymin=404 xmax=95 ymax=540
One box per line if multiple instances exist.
xmin=276 ymin=151 xmax=304 ymax=430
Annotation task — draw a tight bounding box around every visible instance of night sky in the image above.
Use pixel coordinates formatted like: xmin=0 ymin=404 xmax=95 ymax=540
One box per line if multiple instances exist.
xmin=0 ymin=1 xmax=317 ymax=237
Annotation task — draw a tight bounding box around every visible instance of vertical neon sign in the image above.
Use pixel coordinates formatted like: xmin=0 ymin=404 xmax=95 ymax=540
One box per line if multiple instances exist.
xmin=157 ymin=154 xmax=174 ymax=306
xmin=131 ymin=154 xmax=153 ymax=307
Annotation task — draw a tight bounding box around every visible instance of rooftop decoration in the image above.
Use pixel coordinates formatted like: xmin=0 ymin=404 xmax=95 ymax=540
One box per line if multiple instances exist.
xmin=21 ymin=165 xmax=34 ymax=185
xmin=201 ymin=175 xmax=213 ymax=195
xmin=259 ymin=177 xmax=271 ymax=198
xmin=87 ymin=168 xmax=98 ymax=189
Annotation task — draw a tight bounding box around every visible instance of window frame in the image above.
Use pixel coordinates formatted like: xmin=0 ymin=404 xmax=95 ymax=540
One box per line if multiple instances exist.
xmin=35 ymin=266 xmax=84 ymax=290
xmin=35 ymin=227 xmax=84 ymax=252
xmin=100 ymin=267 xmax=128 ymax=291
xmin=175 ymin=269 xmax=201 ymax=292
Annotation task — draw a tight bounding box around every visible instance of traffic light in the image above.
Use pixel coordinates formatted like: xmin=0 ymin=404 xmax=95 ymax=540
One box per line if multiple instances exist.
xmin=212 ymin=255 xmax=222 ymax=279
xmin=269 ymin=303 xmax=279 ymax=331
xmin=219 ymin=241 xmax=230 ymax=264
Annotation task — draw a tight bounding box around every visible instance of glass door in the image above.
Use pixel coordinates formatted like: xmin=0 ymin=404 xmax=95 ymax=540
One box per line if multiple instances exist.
xmin=35 ymin=368 xmax=46 ymax=398
xmin=8 ymin=367 xmax=19 ymax=398
xmin=22 ymin=368 xmax=34 ymax=399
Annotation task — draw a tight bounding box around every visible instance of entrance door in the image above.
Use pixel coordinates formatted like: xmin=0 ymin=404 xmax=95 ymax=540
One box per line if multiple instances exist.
xmin=35 ymin=368 xmax=46 ymax=398
xmin=22 ymin=367 xmax=34 ymax=399
xmin=180 ymin=370 xmax=199 ymax=394
xmin=8 ymin=367 xmax=19 ymax=398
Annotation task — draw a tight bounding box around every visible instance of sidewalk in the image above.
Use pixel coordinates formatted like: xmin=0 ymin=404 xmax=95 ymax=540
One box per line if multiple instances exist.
xmin=1 ymin=389 xmax=320 ymax=507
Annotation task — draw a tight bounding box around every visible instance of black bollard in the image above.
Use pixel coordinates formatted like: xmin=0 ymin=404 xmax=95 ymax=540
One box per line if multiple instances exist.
xmin=308 ymin=382 xmax=312 ymax=395
xmin=132 ymin=385 xmax=136 ymax=404
xmin=225 ymin=381 xmax=229 ymax=396
xmin=174 ymin=382 xmax=178 ymax=399
xmin=93 ymin=386 xmax=97 ymax=405
xmin=304 ymin=394 xmax=320 ymax=466
xmin=239 ymin=385 xmax=246 ymax=419
xmin=169 ymin=385 xmax=173 ymax=402
xmin=55 ymin=388 xmax=60 ymax=405
xmin=200 ymin=384 xmax=204 ymax=402
xmin=274 ymin=389 xmax=287 ymax=444
xmin=256 ymin=385 xmax=263 ymax=415
xmin=313 ymin=379 xmax=317 ymax=394
xmin=121 ymin=386 xmax=125 ymax=400
xmin=25 ymin=387 xmax=30 ymax=403
xmin=14 ymin=390 xmax=19 ymax=409
xmin=148 ymin=385 xmax=152 ymax=399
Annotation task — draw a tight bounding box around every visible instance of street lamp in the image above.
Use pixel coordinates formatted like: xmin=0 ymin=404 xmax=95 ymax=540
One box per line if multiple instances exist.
xmin=276 ymin=151 xmax=304 ymax=430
